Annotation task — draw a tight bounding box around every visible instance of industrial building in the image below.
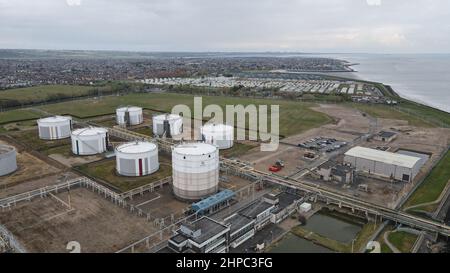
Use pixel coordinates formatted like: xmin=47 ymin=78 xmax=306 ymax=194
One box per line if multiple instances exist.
xmin=172 ymin=143 xmax=219 ymax=201
xmin=316 ymin=161 xmax=355 ymax=184
xmin=201 ymin=123 xmax=234 ymax=149
xmin=374 ymin=131 xmax=397 ymax=142
xmin=115 ymin=142 xmax=159 ymax=177
xmin=152 ymin=114 xmax=183 ymax=138
xmin=0 ymin=144 xmax=17 ymax=176
xmin=71 ymin=127 xmax=108 ymax=155
xmin=168 ymin=216 xmax=230 ymax=253
xmin=224 ymin=213 xmax=255 ymax=249
xmin=116 ymin=106 xmax=143 ymax=126
xmin=37 ymin=116 xmax=72 ymax=140
xmin=344 ymin=146 xmax=422 ymax=182
xmin=191 ymin=190 xmax=235 ymax=215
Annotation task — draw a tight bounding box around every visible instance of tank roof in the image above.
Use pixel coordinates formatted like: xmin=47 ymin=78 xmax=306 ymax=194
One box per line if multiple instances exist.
xmin=201 ymin=123 xmax=233 ymax=132
xmin=38 ymin=116 xmax=71 ymax=123
xmin=173 ymin=143 xmax=217 ymax=155
xmin=116 ymin=106 xmax=142 ymax=112
xmin=72 ymin=127 xmax=107 ymax=137
xmin=0 ymin=144 xmax=15 ymax=155
xmin=153 ymin=113 xmax=182 ymax=121
xmin=116 ymin=141 xmax=157 ymax=154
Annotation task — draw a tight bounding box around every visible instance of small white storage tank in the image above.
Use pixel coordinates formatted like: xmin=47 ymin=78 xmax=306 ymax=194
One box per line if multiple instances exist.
xmin=116 ymin=142 xmax=159 ymax=177
xmin=37 ymin=116 xmax=72 ymax=140
xmin=71 ymin=127 xmax=108 ymax=155
xmin=152 ymin=114 xmax=183 ymax=137
xmin=172 ymin=143 xmax=219 ymax=201
xmin=0 ymin=144 xmax=17 ymax=176
xmin=116 ymin=106 xmax=143 ymax=126
xmin=201 ymin=123 xmax=234 ymax=149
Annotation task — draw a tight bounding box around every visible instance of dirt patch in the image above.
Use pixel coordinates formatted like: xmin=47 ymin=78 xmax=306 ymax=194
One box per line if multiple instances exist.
xmin=0 ymin=140 xmax=61 ymax=188
xmin=1 ymin=187 xmax=158 ymax=253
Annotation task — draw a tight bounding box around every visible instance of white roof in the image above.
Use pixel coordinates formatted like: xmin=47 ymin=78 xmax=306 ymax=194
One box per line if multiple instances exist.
xmin=201 ymin=123 xmax=233 ymax=133
xmin=116 ymin=106 xmax=142 ymax=112
xmin=173 ymin=143 xmax=217 ymax=155
xmin=116 ymin=142 xmax=157 ymax=154
xmin=72 ymin=127 xmax=107 ymax=136
xmin=38 ymin=116 xmax=71 ymax=123
xmin=153 ymin=114 xmax=182 ymax=121
xmin=345 ymin=146 xmax=421 ymax=169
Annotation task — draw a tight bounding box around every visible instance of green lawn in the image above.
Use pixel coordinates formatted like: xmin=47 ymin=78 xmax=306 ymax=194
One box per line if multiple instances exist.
xmin=0 ymin=85 xmax=95 ymax=104
xmin=404 ymin=150 xmax=450 ymax=209
xmin=76 ymin=158 xmax=173 ymax=192
xmin=220 ymin=142 xmax=259 ymax=158
xmin=0 ymin=109 xmax=44 ymax=124
xmin=348 ymin=103 xmax=434 ymax=127
xmin=388 ymin=231 xmax=418 ymax=253
xmin=38 ymin=93 xmax=331 ymax=137
xmin=7 ymin=129 xmax=70 ymax=151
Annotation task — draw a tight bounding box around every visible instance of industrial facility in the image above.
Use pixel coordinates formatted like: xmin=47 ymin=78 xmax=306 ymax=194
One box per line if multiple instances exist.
xmin=201 ymin=123 xmax=234 ymax=149
xmin=171 ymin=143 xmax=219 ymax=201
xmin=344 ymin=146 xmax=423 ymax=182
xmin=37 ymin=116 xmax=72 ymax=140
xmin=116 ymin=106 xmax=143 ymax=126
xmin=115 ymin=141 xmax=159 ymax=177
xmin=0 ymin=144 xmax=17 ymax=176
xmin=71 ymin=127 xmax=108 ymax=156
xmin=152 ymin=114 xmax=183 ymax=138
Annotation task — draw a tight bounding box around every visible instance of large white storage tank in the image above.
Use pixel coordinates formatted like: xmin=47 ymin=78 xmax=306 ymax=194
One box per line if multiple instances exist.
xmin=37 ymin=116 xmax=72 ymax=140
xmin=152 ymin=114 xmax=183 ymax=137
xmin=201 ymin=123 xmax=234 ymax=149
xmin=0 ymin=144 xmax=17 ymax=176
xmin=71 ymin=127 xmax=108 ymax=155
xmin=116 ymin=106 xmax=143 ymax=126
xmin=172 ymin=143 xmax=219 ymax=201
xmin=116 ymin=142 xmax=159 ymax=177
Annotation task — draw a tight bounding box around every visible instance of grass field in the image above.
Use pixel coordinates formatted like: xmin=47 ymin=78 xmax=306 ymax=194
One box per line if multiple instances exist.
xmin=404 ymin=150 xmax=450 ymax=210
xmin=221 ymin=142 xmax=259 ymax=158
xmin=77 ymin=158 xmax=173 ymax=192
xmin=38 ymin=93 xmax=331 ymax=137
xmin=0 ymin=85 xmax=95 ymax=103
xmin=388 ymin=231 xmax=418 ymax=253
xmin=0 ymin=109 xmax=44 ymax=124
xmin=6 ymin=129 xmax=71 ymax=151
xmin=348 ymin=103 xmax=435 ymax=127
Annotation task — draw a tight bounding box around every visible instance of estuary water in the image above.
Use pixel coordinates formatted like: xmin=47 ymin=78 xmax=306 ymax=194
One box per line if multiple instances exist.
xmin=318 ymin=53 xmax=450 ymax=113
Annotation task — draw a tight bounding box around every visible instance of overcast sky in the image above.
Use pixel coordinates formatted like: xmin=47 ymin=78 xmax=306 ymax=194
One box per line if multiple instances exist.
xmin=0 ymin=0 xmax=449 ymax=53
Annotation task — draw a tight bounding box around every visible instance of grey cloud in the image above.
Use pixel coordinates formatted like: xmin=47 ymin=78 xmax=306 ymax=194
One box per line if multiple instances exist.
xmin=0 ymin=0 xmax=449 ymax=52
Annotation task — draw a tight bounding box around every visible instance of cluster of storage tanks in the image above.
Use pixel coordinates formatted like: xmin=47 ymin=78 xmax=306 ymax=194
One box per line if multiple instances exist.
xmin=30 ymin=108 xmax=236 ymax=201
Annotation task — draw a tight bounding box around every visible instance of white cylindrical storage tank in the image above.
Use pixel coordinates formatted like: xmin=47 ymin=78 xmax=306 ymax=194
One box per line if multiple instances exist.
xmin=152 ymin=114 xmax=183 ymax=137
xmin=116 ymin=142 xmax=159 ymax=177
xmin=201 ymin=123 xmax=234 ymax=149
xmin=71 ymin=127 xmax=108 ymax=155
xmin=172 ymin=143 xmax=219 ymax=201
xmin=37 ymin=116 xmax=72 ymax=140
xmin=0 ymin=144 xmax=17 ymax=176
xmin=116 ymin=106 xmax=143 ymax=126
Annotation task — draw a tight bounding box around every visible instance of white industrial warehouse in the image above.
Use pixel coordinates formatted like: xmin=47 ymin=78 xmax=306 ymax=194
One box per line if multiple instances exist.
xmin=172 ymin=143 xmax=219 ymax=201
xmin=71 ymin=127 xmax=108 ymax=156
xmin=0 ymin=144 xmax=17 ymax=176
xmin=201 ymin=123 xmax=234 ymax=150
xmin=116 ymin=141 xmax=159 ymax=177
xmin=116 ymin=106 xmax=143 ymax=126
xmin=152 ymin=114 xmax=183 ymax=137
xmin=344 ymin=146 xmax=422 ymax=182
xmin=37 ymin=116 xmax=72 ymax=140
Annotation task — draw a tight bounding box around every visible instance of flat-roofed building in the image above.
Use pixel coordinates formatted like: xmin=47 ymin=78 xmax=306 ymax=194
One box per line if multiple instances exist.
xmin=168 ymin=216 xmax=230 ymax=253
xmin=344 ymin=146 xmax=422 ymax=182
